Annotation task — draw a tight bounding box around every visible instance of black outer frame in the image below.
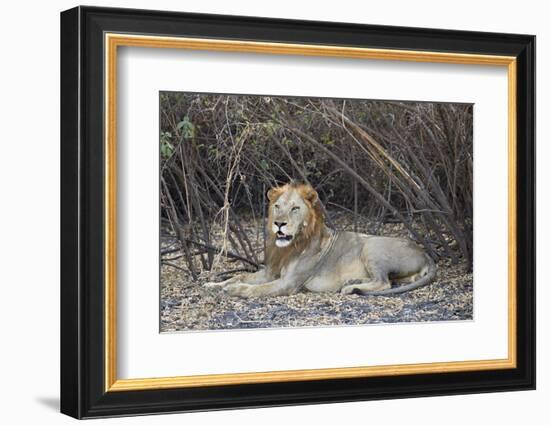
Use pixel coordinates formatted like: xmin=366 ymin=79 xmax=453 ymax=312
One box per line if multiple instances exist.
xmin=60 ymin=5 xmax=535 ymax=419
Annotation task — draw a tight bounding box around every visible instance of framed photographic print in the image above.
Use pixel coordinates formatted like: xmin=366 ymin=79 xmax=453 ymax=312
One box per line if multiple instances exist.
xmin=60 ymin=6 xmax=535 ymax=419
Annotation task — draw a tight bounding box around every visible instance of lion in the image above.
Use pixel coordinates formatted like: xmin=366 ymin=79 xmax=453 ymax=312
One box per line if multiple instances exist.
xmin=207 ymin=182 xmax=436 ymax=298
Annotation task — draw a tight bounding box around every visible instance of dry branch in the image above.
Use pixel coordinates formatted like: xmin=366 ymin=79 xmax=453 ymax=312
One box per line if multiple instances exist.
xmin=159 ymin=93 xmax=473 ymax=278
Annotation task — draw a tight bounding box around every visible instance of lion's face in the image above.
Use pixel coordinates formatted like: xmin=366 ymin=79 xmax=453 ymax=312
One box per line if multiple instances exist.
xmin=267 ymin=183 xmax=320 ymax=248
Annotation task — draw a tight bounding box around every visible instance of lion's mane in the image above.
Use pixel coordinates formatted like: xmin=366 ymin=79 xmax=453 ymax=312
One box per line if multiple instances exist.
xmin=265 ymin=182 xmax=329 ymax=277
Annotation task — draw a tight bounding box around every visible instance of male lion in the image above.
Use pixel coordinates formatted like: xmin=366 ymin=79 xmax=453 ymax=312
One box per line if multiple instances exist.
xmin=207 ymin=182 xmax=436 ymax=298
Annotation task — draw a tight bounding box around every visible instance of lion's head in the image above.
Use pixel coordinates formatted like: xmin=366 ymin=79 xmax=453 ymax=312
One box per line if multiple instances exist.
xmin=265 ymin=182 xmax=327 ymax=275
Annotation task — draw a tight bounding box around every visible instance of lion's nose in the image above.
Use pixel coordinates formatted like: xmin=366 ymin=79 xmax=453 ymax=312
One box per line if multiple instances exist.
xmin=274 ymin=221 xmax=287 ymax=229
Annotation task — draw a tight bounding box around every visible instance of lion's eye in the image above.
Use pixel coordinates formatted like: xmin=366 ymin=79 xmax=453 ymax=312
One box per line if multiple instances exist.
xmin=291 ymin=206 xmax=300 ymax=212
xmin=274 ymin=204 xmax=280 ymax=209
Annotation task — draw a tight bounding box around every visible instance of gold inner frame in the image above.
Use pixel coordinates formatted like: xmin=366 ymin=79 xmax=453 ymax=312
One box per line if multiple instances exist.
xmin=104 ymin=33 xmax=518 ymax=392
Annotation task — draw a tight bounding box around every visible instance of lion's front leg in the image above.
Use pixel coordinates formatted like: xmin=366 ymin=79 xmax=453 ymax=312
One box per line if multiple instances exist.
xmin=204 ymin=274 xmax=241 ymax=289
xmin=204 ymin=268 xmax=270 ymax=289
xmin=224 ymin=278 xmax=294 ymax=298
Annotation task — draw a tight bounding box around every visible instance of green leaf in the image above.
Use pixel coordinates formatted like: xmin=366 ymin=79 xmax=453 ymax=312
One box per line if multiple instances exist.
xmin=160 ymin=141 xmax=174 ymax=157
xmin=177 ymin=116 xmax=196 ymax=139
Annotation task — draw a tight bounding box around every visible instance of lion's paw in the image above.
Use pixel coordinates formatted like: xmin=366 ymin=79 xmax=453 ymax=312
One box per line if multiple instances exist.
xmin=224 ymin=283 xmax=256 ymax=298
xmin=204 ymin=281 xmax=227 ymax=289
xmin=340 ymin=285 xmax=359 ymax=295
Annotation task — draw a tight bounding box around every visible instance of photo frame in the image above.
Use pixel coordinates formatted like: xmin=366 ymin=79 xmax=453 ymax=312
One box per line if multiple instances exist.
xmin=60 ymin=6 xmax=535 ymax=419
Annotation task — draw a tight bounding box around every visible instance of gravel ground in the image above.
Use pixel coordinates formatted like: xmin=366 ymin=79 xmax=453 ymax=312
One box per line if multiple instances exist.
xmin=160 ymin=250 xmax=473 ymax=333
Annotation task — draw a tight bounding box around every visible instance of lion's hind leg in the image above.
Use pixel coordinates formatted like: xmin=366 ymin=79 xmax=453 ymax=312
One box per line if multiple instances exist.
xmin=340 ymin=278 xmax=391 ymax=295
xmin=341 ymin=257 xmax=392 ymax=295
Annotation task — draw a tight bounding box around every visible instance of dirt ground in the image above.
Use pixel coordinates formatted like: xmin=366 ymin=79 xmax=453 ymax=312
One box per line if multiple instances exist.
xmin=160 ymin=217 xmax=473 ymax=332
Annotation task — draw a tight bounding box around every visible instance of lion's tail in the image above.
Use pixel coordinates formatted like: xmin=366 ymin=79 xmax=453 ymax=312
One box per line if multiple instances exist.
xmin=367 ymin=254 xmax=437 ymax=296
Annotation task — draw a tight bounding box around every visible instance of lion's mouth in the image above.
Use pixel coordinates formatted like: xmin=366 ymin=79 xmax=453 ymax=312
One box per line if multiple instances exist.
xmin=275 ymin=232 xmax=294 ymax=247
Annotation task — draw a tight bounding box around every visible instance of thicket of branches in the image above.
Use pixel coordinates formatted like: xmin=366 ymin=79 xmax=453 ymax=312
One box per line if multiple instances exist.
xmin=160 ymin=93 xmax=473 ymax=279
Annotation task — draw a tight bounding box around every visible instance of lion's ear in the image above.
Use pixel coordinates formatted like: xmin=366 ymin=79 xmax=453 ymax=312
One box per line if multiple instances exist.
xmin=305 ymin=187 xmax=319 ymax=205
xmin=267 ymin=187 xmax=282 ymax=202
